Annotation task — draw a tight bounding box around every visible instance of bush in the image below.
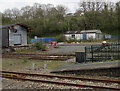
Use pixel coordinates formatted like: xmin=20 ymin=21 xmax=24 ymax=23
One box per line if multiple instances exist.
xmin=56 ymin=35 xmax=66 ymax=42
xmin=66 ymin=38 xmax=78 ymax=43
xmin=87 ymin=37 xmax=94 ymax=42
xmin=33 ymin=42 xmax=46 ymax=50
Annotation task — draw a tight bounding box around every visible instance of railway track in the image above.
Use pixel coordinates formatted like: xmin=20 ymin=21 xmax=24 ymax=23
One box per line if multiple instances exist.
xmin=2 ymin=56 xmax=71 ymax=61
xmin=2 ymin=53 xmax=75 ymax=56
xmin=1 ymin=70 xmax=120 ymax=90
xmin=2 ymin=53 xmax=74 ymax=61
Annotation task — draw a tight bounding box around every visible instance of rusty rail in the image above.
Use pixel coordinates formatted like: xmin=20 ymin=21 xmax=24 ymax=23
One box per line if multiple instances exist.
xmin=2 ymin=53 xmax=74 ymax=61
xmin=2 ymin=56 xmax=70 ymax=61
xmin=2 ymin=55 xmax=73 ymax=61
xmin=1 ymin=74 xmax=119 ymax=90
xmin=1 ymin=71 xmax=120 ymax=84
xmin=3 ymin=53 xmax=75 ymax=56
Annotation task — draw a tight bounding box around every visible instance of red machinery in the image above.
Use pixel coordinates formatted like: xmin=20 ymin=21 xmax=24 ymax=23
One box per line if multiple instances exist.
xmin=51 ymin=41 xmax=57 ymax=47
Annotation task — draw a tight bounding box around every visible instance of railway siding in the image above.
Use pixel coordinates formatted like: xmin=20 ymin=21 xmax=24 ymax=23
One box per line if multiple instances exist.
xmin=2 ymin=53 xmax=74 ymax=61
xmin=1 ymin=71 xmax=120 ymax=90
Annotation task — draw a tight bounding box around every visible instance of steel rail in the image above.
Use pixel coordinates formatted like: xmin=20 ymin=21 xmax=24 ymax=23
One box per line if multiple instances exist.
xmin=1 ymin=75 xmax=120 ymax=90
xmin=2 ymin=55 xmax=72 ymax=60
xmin=2 ymin=57 xmax=69 ymax=61
xmin=3 ymin=53 xmax=75 ymax=56
xmin=1 ymin=71 xmax=120 ymax=84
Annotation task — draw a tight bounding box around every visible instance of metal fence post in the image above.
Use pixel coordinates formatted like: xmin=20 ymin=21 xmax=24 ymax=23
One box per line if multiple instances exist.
xmin=84 ymin=47 xmax=86 ymax=63
xmin=83 ymin=43 xmax=120 ymax=63
xmin=118 ymin=43 xmax=119 ymax=59
xmin=91 ymin=46 xmax=94 ymax=62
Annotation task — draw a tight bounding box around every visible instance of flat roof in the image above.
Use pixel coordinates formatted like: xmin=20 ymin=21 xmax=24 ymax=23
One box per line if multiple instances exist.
xmin=0 ymin=24 xmax=31 ymax=31
xmin=65 ymin=30 xmax=102 ymax=34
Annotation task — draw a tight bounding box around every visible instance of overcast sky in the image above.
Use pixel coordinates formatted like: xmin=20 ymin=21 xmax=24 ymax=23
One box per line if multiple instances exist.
xmin=0 ymin=0 xmax=119 ymax=13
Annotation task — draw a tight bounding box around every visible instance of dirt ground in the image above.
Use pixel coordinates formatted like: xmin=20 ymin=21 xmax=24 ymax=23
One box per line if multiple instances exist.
xmin=1 ymin=44 xmax=119 ymax=89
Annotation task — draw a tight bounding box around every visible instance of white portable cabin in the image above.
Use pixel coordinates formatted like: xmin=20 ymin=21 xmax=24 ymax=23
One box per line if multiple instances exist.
xmin=64 ymin=31 xmax=82 ymax=40
xmin=81 ymin=30 xmax=103 ymax=40
xmin=65 ymin=30 xmax=103 ymax=40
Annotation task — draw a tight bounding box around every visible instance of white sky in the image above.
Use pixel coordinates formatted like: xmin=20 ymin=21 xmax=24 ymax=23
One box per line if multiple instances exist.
xmin=0 ymin=0 xmax=119 ymax=13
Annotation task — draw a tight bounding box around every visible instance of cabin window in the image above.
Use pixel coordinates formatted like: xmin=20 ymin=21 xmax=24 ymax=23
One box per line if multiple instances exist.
xmin=10 ymin=28 xmax=17 ymax=33
xmin=97 ymin=34 xmax=99 ymax=39
xmin=71 ymin=34 xmax=75 ymax=38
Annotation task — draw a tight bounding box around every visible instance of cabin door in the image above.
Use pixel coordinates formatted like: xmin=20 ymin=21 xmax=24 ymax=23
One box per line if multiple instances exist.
xmin=83 ymin=33 xmax=87 ymax=40
xmin=13 ymin=34 xmax=22 ymax=45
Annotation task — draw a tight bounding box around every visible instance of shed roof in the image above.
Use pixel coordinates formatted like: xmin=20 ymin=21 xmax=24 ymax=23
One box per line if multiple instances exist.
xmin=65 ymin=31 xmax=81 ymax=34
xmin=65 ymin=30 xmax=102 ymax=34
xmin=81 ymin=30 xmax=102 ymax=33
xmin=0 ymin=24 xmax=31 ymax=32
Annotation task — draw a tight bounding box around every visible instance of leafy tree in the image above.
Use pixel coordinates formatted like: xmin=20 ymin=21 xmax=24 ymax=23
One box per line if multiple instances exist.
xmin=2 ymin=2 xmax=120 ymax=38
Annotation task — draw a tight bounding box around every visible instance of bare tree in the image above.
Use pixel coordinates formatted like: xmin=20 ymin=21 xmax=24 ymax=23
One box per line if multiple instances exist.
xmin=11 ymin=8 xmax=20 ymax=19
xmin=4 ymin=9 xmax=12 ymax=18
xmin=21 ymin=6 xmax=32 ymax=19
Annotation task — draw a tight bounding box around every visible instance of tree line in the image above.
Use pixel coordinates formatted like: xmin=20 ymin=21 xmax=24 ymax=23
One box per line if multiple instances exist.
xmin=1 ymin=1 xmax=120 ymax=38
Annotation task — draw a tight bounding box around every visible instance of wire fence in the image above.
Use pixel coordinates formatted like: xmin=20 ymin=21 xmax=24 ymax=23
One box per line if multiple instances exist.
xmin=85 ymin=43 xmax=120 ymax=62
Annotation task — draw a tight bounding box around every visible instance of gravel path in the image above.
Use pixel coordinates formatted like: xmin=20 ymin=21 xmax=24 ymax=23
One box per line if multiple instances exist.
xmin=2 ymin=75 xmax=119 ymax=89
xmin=2 ymin=78 xmax=89 ymax=89
xmin=47 ymin=46 xmax=85 ymax=54
xmin=2 ymin=43 xmax=119 ymax=89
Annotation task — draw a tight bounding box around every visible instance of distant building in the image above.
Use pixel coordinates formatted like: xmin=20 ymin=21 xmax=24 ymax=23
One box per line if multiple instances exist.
xmin=81 ymin=30 xmax=103 ymax=40
xmin=0 ymin=24 xmax=30 ymax=48
xmin=103 ymin=33 xmax=120 ymax=40
xmin=65 ymin=30 xmax=103 ymax=40
xmin=64 ymin=31 xmax=82 ymax=40
xmin=103 ymin=34 xmax=112 ymax=40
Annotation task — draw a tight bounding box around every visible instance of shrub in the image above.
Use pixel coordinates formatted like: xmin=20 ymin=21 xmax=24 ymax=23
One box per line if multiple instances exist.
xmin=66 ymin=38 xmax=78 ymax=43
xmin=33 ymin=42 xmax=46 ymax=50
xmin=56 ymin=35 xmax=66 ymax=42
xmin=88 ymin=37 xmax=94 ymax=42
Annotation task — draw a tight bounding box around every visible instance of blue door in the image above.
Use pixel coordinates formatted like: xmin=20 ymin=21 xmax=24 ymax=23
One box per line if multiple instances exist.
xmin=83 ymin=33 xmax=87 ymax=40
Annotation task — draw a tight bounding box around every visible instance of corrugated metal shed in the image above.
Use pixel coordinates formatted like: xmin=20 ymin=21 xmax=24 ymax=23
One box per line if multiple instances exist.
xmin=1 ymin=24 xmax=30 ymax=48
xmin=1 ymin=29 xmax=9 ymax=48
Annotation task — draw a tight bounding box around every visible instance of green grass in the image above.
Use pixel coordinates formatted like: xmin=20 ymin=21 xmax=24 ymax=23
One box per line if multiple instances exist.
xmin=106 ymin=39 xmax=120 ymax=43
xmin=2 ymin=58 xmax=74 ymax=71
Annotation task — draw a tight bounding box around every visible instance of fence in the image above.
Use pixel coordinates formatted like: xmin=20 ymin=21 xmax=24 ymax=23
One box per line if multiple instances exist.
xmin=31 ymin=37 xmax=56 ymax=43
xmin=103 ymin=34 xmax=120 ymax=40
xmin=85 ymin=43 xmax=120 ymax=62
